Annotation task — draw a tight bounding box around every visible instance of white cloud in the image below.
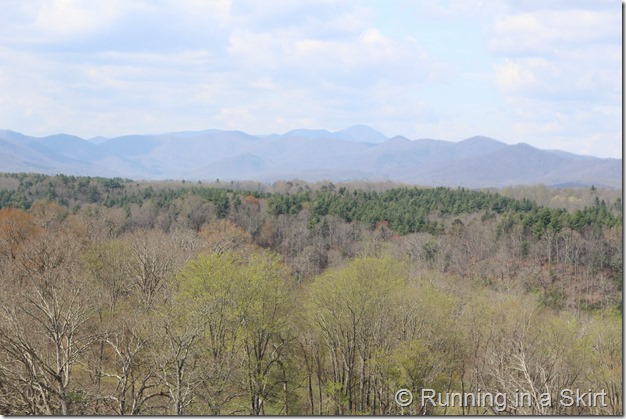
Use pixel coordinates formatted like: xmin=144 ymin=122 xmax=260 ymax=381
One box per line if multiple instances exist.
xmin=493 ymin=59 xmax=540 ymax=92
xmin=32 ymin=0 xmax=122 ymax=38
xmin=0 ymin=0 xmax=129 ymax=45
xmin=360 ymin=28 xmax=385 ymax=44
xmin=489 ymin=9 xmax=619 ymax=55
xmin=0 ymin=0 xmax=620 ymax=158
xmin=484 ymin=2 xmax=621 ymax=157
xmin=488 ymin=5 xmax=620 ymax=103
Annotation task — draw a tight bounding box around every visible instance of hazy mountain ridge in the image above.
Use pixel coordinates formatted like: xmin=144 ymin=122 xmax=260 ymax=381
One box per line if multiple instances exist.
xmin=0 ymin=126 xmax=621 ymax=188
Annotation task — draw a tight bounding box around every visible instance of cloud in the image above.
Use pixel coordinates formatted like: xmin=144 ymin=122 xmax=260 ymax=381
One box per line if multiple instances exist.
xmin=493 ymin=59 xmax=540 ymax=92
xmin=0 ymin=0 xmax=620 ymax=158
xmin=489 ymin=9 xmax=619 ymax=56
xmin=488 ymin=3 xmax=620 ymax=102
xmin=484 ymin=1 xmax=620 ymax=157
xmin=0 ymin=0 xmax=128 ymax=46
xmin=1 ymin=2 xmax=443 ymax=104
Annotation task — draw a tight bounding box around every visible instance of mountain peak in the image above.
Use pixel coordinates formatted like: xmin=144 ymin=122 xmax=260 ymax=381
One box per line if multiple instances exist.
xmin=43 ymin=133 xmax=87 ymax=142
xmin=459 ymin=135 xmax=505 ymax=145
xmin=455 ymin=135 xmax=508 ymax=155
xmin=283 ymin=128 xmax=333 ymax=138
xmin=0 ymin=129 xmax=30 ymax=141
xmin=280 ymin=125 xmax=387 ymax=144
xmin=0 ymin=128 xmax=619 ymax=188
xmin=337 ymin=125 xmax=387 ymax=143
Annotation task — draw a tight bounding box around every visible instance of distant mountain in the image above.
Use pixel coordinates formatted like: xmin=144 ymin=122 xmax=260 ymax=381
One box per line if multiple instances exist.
xmin=280 ymin=125 xmax=387 ymax=144
xmin=0 ymin=130 xmax=149 ymax=178
xmin=282 ymin=128 xmax=336 ymax=139
xmin=0 ymin=128 xmax=620 ymax=188
xmin=336 ymin=125 xmax=388 ymax=143
xmin=86 ymin=136 xmax=110 ymax=145
xmin=455 ymin=136 xmax=508 ymax=156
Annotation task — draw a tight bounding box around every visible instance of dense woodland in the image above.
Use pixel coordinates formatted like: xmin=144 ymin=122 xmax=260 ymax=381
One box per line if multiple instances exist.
xmin=0 ymin=173 xmax=622 ymax=415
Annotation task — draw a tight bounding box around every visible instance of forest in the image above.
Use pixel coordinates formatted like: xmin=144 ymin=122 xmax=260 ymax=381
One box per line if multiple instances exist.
xmin=0 ymin=173 xmax=622 ymax=415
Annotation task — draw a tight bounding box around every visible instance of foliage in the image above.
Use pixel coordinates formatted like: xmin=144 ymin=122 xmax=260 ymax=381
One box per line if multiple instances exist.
xmin=0 ymin=173 xmax=621 ymax=415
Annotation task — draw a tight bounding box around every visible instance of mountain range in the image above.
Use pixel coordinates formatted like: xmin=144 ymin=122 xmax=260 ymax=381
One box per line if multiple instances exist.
xmin=0 ymin=125 xmax=621 ymax=188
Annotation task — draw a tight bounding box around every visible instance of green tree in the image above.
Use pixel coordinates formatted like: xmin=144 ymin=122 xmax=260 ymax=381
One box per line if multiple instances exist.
xmin=307 ymin=257 xmax=408 ymax=414
xmin=175 ymin=250 xmax=294 ymax=415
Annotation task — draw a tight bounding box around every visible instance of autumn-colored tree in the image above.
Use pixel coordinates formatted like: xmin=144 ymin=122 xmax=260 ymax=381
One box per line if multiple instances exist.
xmin=0 ymin=208 xmax=41 ymax=262
xmin=198 ymin=219 xmax=253 ymax=255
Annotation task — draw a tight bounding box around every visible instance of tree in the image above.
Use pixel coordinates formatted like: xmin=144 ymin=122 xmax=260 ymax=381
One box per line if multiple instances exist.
xmin=0 ymin=208 xmax=40 ymax=262
xmin=198 ymin=219 xmax=253 ymax=255
xmin=586 ymin=309 xmax=622 ymax=414
xmin=0 ymin=223 xmax=95 ymax=414
xmin=122 ymin=230 xmax=190 ymax=310
xmin=83 ymin=240 xmax=132 ymax=311
xmin=175 ymin=250 xmax=295 ymax=415
xmin=306 ymin=257 xmax=408 ymax=414
xmin=96 ymin=312 xmax=168 ymax=415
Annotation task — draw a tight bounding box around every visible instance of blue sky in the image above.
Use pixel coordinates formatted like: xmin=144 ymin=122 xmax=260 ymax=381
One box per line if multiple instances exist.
xmin=0 ymin=0 xmax=621 ymax=157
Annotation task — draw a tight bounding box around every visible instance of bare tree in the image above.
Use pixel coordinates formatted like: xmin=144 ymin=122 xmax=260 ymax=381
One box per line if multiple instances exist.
xmin=122 ymin=230 xmax=190 ymax=309
xmin=0 ymin=224 xmax=95 ymax=414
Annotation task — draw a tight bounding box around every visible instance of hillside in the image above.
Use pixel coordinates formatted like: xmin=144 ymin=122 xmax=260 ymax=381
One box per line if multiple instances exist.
xmin=0 ymin=127 xmax=621 ymax=188
xmin=0 ymin=172 xmax=621 ymax=415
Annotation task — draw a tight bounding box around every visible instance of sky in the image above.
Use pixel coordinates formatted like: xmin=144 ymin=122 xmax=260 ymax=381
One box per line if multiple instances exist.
xmin=0 ymin=0 xmax=621 ymax=157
